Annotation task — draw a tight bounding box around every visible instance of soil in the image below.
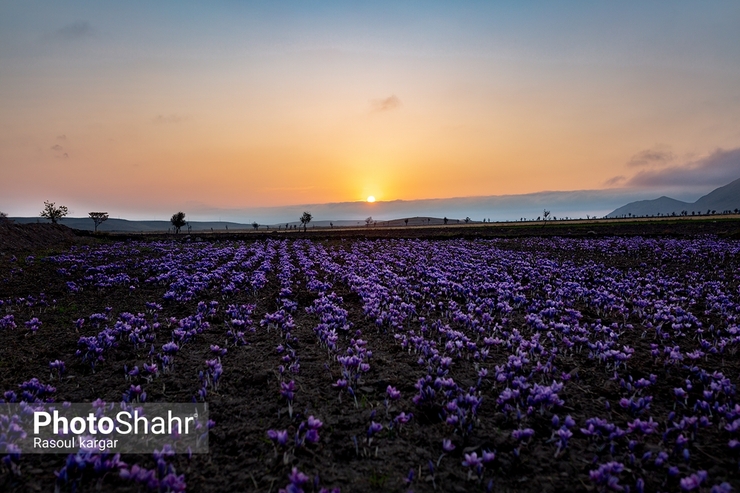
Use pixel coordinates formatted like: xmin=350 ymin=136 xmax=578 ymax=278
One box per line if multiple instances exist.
xmin=0 ymin=221 xmax=94 ymax=254
xmin=0 ymin=221 xmax=739 ymax=492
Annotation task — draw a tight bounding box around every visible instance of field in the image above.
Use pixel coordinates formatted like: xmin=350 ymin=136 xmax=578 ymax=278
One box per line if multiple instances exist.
xmin=1 ymin=222 xmax=740 ymax=492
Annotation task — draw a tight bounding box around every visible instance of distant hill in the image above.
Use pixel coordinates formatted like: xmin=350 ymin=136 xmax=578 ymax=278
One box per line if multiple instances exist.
xmin=608 ymin=178 xmax=740 ymax=217
xmin=7 ymin=216 xmax=471 ymax=232
xmin=179 ymin=188 xmax=687 ymax=224
xmin=8 ymin=217 xmax=254 ymax=233
xmin=692 ymin=178 xmax=740 ymax=213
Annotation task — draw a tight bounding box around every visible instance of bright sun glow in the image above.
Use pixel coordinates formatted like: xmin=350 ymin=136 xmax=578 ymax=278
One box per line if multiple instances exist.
xmin=367 ymin=196 xmax=376 ymax=203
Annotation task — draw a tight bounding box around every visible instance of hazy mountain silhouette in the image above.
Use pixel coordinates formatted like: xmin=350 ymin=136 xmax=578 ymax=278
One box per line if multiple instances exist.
xmin=608 ymin=177 xmax=740 ymax=217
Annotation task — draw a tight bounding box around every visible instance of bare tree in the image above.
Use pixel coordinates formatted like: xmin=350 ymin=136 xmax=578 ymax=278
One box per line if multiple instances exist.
xmin=89 ymin=212 xmax=109 ymax=233
xmin=300 ymin=211 xmax=312 ymax=232
xmin=365 ymin=216 xmax=373 ymax=226
xmin=542 ymin=209 xmax=551 ymax=224
xmin=40 ymin=201 xmax=69 ymax=224
xmin=465 ymin=217 xmax=471 ymax=224
xmin=252 ymin=222 xmax=259 ymax=231
xmin=170 ymin=211 xmax=186 ymax=234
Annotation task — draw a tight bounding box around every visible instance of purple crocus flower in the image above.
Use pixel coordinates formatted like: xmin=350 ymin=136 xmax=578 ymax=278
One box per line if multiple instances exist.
xmin=557 ymin=428 xmax=573 ymax=444
xmin=162 ymin=342 xmax=179 ymax=354
xmin=24 ymin=317 xmax=42 ymax=333
xmin=462 ymin=452 xmax=481 ymax=468
xmin=711 ymin=483 xmax=733 ymax=493
xmin=210 ymin=344 xmax=227 ymax=356
xmin=386 ymin=385 xmax=401 ymax=400
xmin=267 ymin=429 xmax=289 ymax=446
xmin=679 ymin=471 xmax=707 ymax=491
xmin=367 ymin=421 xmax=383 ymax=437
xmin=307 ymin=415 xmax=323 ymax=429
xmin=442 ymin=439 xmax=455 ymax=452
xmin=512 ymin=428 xmax=535 ymax=441
xmin=305 ymin=429 xmax=320 ymax=444
xmin=280 ymin=381 xmax=295 ymax=401
xmin=49 ymin=360 xmax=66 ymax=377
xmin=288 ymin=467 xmax=310 ymax=486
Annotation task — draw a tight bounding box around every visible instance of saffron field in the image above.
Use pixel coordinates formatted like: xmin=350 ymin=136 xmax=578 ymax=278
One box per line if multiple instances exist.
xmin=1 ymin=236 xmax=740 ymax=492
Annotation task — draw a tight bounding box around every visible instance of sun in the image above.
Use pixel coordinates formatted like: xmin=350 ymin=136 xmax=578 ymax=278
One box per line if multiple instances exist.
xmin=366 ymin=196 xmax=376 ymax=203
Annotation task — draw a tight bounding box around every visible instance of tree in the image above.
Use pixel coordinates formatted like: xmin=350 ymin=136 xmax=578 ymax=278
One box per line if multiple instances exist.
xmin=40 ymin=201 xmax=68 ymax=224
xmin=464 ymin=217 xmax=471 ymax=224
xmin=404 ymin=218 xmax=409 ymax=226
xmin=542 ymin=209 xmax=551 ymax=223
xmin=170 ymin=212 xmax=186 ymax=234
xmin=252 ymin=222 xmax=259 ymax=231
xmin=88 ymin=212 xmax=109 ymax=233
xmin=300 ymin=212 xmax=312 ymax=232
xmin=365 ymin=216 xmax=373 ymax=226
xmin=443 ymin=217 xmax=448 ymax=225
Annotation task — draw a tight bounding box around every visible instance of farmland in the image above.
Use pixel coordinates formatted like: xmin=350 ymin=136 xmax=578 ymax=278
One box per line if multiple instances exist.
xmin=1 ymin=229 xmax=740 ymax=492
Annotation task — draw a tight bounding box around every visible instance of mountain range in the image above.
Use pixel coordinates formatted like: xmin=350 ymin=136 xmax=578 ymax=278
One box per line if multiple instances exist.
xmin=7 ymin=179 xmax=739 ymax=231
xmin=607 ymin=178 xmax=740 ymax=217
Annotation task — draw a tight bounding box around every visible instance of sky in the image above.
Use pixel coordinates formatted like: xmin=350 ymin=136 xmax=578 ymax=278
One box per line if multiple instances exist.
xmin=1 ymin=1 xmax=740 ymax=221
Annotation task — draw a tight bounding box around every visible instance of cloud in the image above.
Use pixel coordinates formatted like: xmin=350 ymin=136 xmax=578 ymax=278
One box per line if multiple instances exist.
xmin=370 ymin=95 xmax=401 ymax=112
xmin=51 ymin=144 xmax=63 ymax=151
xmin=54 ymin=21 xmax=94 ymax=41
xmin=626 ymin=147 xmax=740 ymax=188
xmin=62 ymin=153 xmax=69 ymax=159
xmin=604 ymin=175 xmax=626 ymax=186
xmin=57 ymin=134 xmax=66 ymax=140
xmin=627 ymin=146 xmax=675 ymax=167
xmin=265 ymin=187 xmax=315 ymax=191
xmin=153 ymin=114 xmax=188 ymax=124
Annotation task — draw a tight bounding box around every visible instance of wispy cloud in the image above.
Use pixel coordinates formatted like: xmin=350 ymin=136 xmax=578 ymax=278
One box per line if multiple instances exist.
xmin=370 ymin=95 xmax=401 ymax=112
xmin=625 ymin=148 xmax=740 ymax=188
xmin=56 ymin=134 xmax=66 ymax=141
xmin=51 ymin=142 xmax=69 ymax=159
xmin=53 ymin=21 xmax=94 ymax=41
xmin=265 ymin=186 xmax=315 ymax=191
xmin=153 ymin=114 xmax=188 ymax=124
xmin=604 ymin=175 xmax=626 ymax=186
xmin=627 ymin=146 xmax=675 ymax=167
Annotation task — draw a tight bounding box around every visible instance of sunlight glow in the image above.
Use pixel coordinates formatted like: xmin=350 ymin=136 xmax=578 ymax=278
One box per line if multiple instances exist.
xmin=367 ymin=196 xmax=376 ymax=203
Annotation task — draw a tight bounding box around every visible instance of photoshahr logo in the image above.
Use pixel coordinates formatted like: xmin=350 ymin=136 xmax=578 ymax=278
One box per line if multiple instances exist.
xmin=5 ymin=402 xmax=210 ymax=454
